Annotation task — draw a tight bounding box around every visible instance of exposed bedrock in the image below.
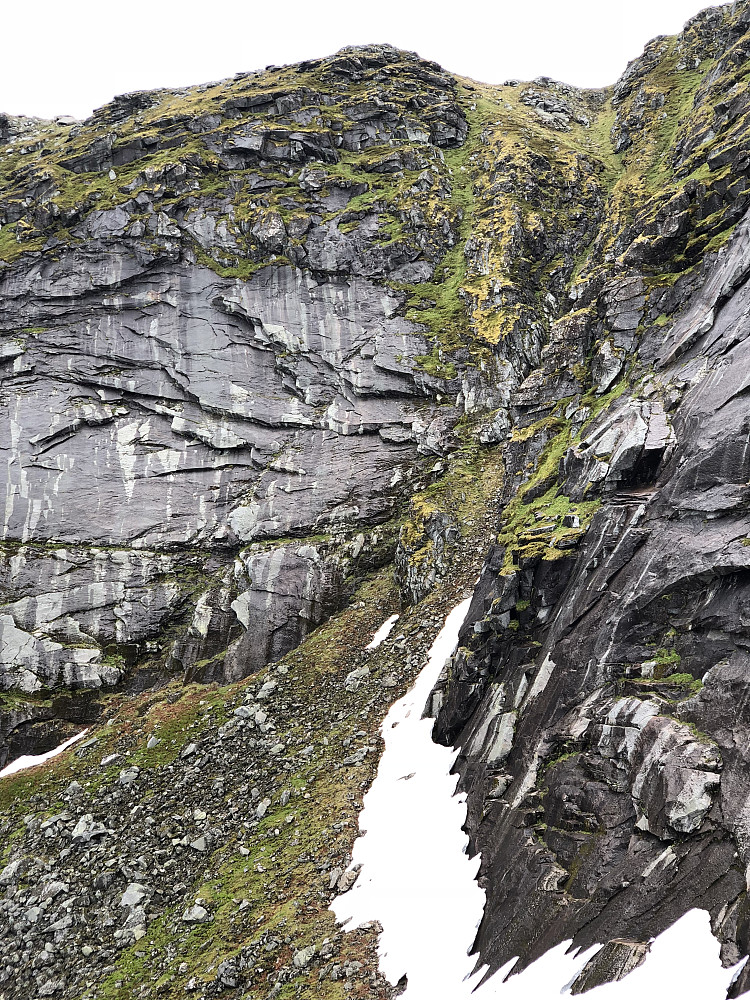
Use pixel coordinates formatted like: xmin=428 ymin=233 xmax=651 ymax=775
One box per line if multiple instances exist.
xmin=0 ymin=255 xmax=458 ymax=721
xmin=432 ymin=205 xmax=750 ymax=989
xmin=0 ymin=41 xmax=492 ymax=765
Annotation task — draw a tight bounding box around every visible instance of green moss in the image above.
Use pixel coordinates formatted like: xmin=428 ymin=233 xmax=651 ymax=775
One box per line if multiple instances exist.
xmin=0 ymin=223 xmax=45 ymax=262
xmin=0 ymin=690 xmax=53 ymax=711
xmin=653 ymin=647 xmax=681 ymax=678
xmin=541 ymin=748 xmax=583 ymax=779
xmin=413 ymin=345 xmax=457 ymax=379
xmin=97 ymin=765 xmax=356 ymax=1000
xmin=194 ymin=247 xmax=288 ymax=281
xmin=664 ymin=672 xmax=703 ymax=695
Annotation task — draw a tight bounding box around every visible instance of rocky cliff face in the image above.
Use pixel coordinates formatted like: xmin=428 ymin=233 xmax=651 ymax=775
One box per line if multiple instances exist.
xmin=429 ymin=3 xmax=750 ymax=996
xmin=3 ymin=3 xmax=750 ymax=998
xmin=0 ymin=46 xmax=474 ymax=764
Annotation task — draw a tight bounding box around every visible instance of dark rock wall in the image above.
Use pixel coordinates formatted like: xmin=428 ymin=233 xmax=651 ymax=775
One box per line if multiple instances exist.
xmin=0 ymin=46 xmax=478 ymax=762
xmin=429 ymin=5 xmax=750 ymax=994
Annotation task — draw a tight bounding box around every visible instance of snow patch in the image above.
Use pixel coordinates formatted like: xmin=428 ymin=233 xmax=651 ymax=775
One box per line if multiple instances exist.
xmin=331 ymin=598 xmax=486 ymax=994
xmin=332 ymin=601 xmax=746 ymax=999
xmin=0 ymin=729 xmax=89 ymax=779
xmin=365 ymin=614 xmax=400 ymax=650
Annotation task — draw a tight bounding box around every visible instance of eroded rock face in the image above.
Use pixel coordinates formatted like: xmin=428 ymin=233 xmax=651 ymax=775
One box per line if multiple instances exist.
xmin=430 ymin=5 xmax=750 ymax=988
xmin=5 ymin=9 xmax=750 ymax=998
xmin=0 ymin=44 xmax=478 ymax=761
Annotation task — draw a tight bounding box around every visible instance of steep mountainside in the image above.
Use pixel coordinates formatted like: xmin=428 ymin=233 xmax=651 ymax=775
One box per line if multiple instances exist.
xmin=3 ymin=2 xmax=750 ymax=997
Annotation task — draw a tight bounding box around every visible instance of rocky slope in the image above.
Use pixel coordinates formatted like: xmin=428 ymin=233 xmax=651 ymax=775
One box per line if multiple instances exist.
xmin=3 ymin=2 xmax=750 ymax=997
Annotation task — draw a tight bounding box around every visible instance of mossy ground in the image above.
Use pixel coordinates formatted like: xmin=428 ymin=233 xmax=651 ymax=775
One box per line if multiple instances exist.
xmin=0 ymin=501 xmax=494 ymax=999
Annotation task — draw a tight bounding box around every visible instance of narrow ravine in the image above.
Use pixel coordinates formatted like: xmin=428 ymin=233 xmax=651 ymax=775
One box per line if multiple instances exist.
xmin=333 ymin=604 xmax=746 ymax=1000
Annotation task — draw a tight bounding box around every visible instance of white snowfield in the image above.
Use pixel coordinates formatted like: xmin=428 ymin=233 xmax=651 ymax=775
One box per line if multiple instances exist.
xmin=333 ymin=603 xmax=747 ymax=999
xmin=0 ymin=729 xmax=88 ymax=779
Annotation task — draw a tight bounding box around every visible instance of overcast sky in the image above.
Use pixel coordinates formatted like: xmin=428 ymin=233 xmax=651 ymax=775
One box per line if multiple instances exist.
xmin=4 ymin=0 xmax=729 ymax=121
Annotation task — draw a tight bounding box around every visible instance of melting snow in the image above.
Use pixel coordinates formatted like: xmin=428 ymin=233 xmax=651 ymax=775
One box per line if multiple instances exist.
xmin=0 ymin=729 xmax=88 ymax=779
xmin=365 ymin=613 xmax=400 ymax=650
xmin=332 ymin=601 xmax=746 ymax=999
xmin=484 ymin=910 xmax=745 ymax=1000
xmin=332 ymin=598 xmax=485 ymax=993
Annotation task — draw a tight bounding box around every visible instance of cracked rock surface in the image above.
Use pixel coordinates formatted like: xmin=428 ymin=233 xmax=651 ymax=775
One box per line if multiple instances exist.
xmin=430 ymin=5 xmax=750 ymax=996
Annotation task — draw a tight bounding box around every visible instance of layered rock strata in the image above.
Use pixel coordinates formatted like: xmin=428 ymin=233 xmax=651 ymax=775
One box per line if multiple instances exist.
xmin=431 ymin=4 xmax=750 ymax=996
xmin=0 ymin=46 xmax=475 ymax=763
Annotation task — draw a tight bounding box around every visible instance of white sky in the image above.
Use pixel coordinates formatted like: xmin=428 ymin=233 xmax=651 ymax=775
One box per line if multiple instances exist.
xmin=3 ymin=0 xmax=729 ymax=121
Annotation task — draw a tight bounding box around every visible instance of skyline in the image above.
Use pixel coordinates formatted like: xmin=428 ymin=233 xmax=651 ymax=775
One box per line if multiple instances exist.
xmin=2 ymin=0 xmax=731 ymax=121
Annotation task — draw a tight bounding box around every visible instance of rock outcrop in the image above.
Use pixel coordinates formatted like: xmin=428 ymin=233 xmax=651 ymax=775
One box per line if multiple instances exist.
xmin=0 ymin=45 xmax=476 ymax=764
xmin=4 ymin=4 xmax=750 ymax=998
xmin=430 ymin=4 xmax=750 ymax=995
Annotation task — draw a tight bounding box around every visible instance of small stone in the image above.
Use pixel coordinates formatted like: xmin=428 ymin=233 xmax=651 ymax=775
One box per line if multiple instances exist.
xmin=336 ymin=868 xmax=359 ymax=893
xmin=71 ymin=814 xmax=109 ymax=844
xmin=146 ymin=736 xmax=161 ymax=750
xmin=641 ymin=660 xmax=657 ymax=678
xmin=182 ymin=904 xmax=210 ymax=924
xmin=189 ymin=836 xmax=207 ymax=852
xmin=181 ymin=743 xmax=197 ymax=759
xmin=256 ymin=681 xmax=277 ymax=700
xmin=120 ymin=883 xmax=148 ymax=908
xmin=293 ymin=945 xmax=316 ymax=968
xmin=344 ymin=667 xmax=370 ymax=692
xmin=0 ymin=860 xmax=22 ymax=885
